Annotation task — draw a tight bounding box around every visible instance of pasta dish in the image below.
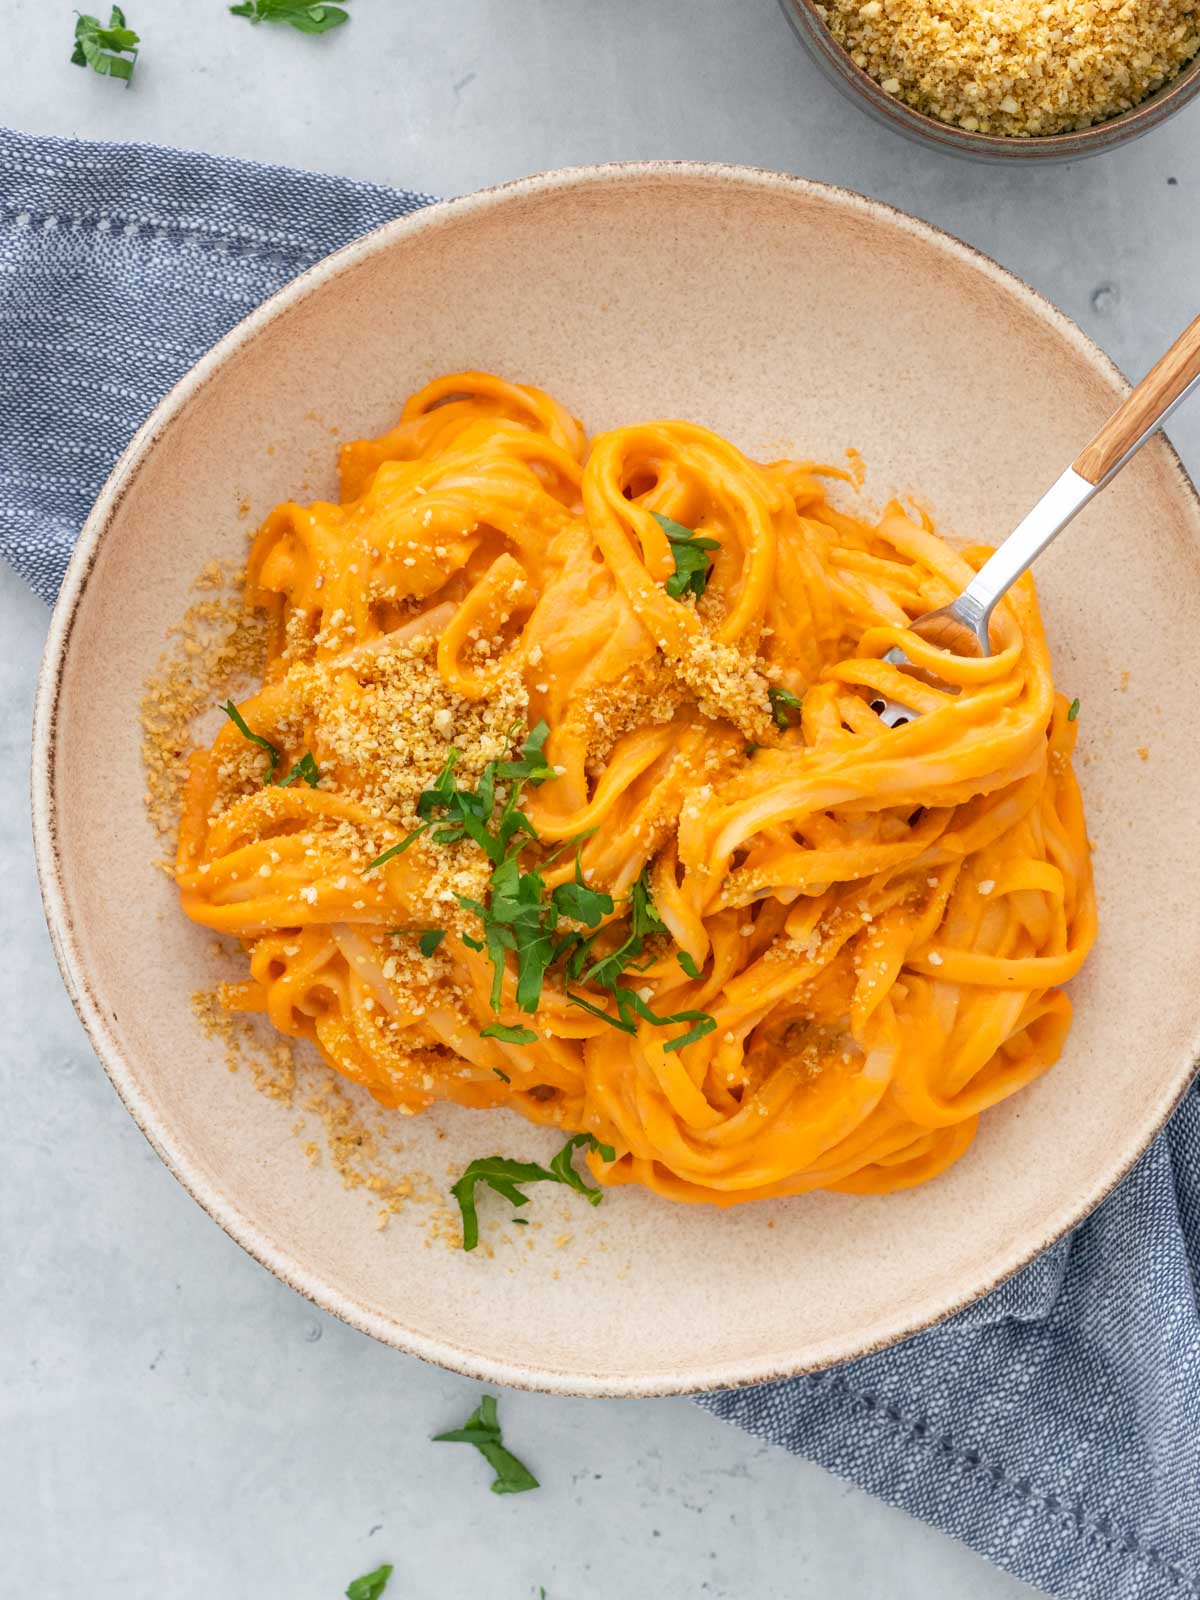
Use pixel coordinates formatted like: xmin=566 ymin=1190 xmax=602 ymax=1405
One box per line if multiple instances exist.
xmin=176 ymin=371 xmax=1096 ymax=1210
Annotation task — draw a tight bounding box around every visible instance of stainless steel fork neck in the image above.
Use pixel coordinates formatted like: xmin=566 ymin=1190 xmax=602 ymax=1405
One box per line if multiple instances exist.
xmin=957 ymin=467 xmax=1097 ymax=649
xmin=943 ymin=590 xmax=993 ymax=656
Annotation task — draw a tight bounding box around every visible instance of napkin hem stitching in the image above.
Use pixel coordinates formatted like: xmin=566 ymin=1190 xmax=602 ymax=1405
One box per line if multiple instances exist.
xmin=811 ymin=1371 xmax=1196 ymax=1593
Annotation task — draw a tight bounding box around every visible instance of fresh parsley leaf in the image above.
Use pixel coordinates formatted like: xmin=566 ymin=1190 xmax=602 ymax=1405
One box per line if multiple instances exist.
xmin=221 ymin=699 xmax=281 ymax=783
xmin=620 ymin=987 xmax=717 ymax=1053
xmin=451 ymin=1155 xmax=555 ymax=1250
xmin=495 ymin=719 xmax=556 ymax=786
xmin=433 ymin=1395 xmax=539 ymax=1495
xmin=550 ymin=844 xmax=614 ymax=928
xmin=418 ymin=929 xmax=446 ymax=957
xmin=573 ymin=869 xmax=666 ymax=992
xmin=547 ymin=1132 xmax=615 ymax=1204
xmin=676 ymin=950 xmax=703 ymax=979
xmin=451 ymin=1132 xmax=617 ymax=1249
xmin=416 ymin=750 xmax=461 ymax=818
xmin=229 ymin=0 xmax=350 ymax=32
xmin=768 ymin=686 xmax=804 ymax=729
xmin=493 ymin=1067 xmax=511 ymax=1083
xmin=461 ymin=932 xmax=484 ymax=952
xmin=278 ymin=750 xmax=320 ymax=789
xmin=551 ymin=880 xmax=612 ymax=926
xmin=1067 ymin=697 xmax=1080 ymax=722
xmin=417 ymin=732 xmax=551 ymax=867
xmin=457 ymin=850 xmax=558 ymax=1015
xmin=345 ymin=1565 xmax=392 ymax=1600
xmin=221 ymin=702 xmax=319 ymax=789
xmin=71 ymin=6 xmax=139 ymax=81
xmin=513 ymin=1217 xmax=528 ymax=1225
xmin=366 ymin=822 xmax=430 ymax=871
xmin=662 ymin=1014 xmax=718 ymax=1052
xmin=629 ymin=870 xmax=667 ymax=941
xmin=480 ymin=1022 xmax=538 ymax=1046
xmin=564 ymin=988 xmax=637 ymax=1033
xmin=652 ymin=511 xmax=720 ymax=602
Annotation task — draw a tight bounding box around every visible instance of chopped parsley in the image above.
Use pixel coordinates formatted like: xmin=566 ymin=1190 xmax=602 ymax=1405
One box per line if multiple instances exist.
xmin=221 ymin=700 xmax=320 ymax=788
xmin=418 ymin=929 xmax=446 ymax=957
xmin=768 ymin=686 xmax=804 ymax=729
xmin=1067 ymin=697 xmax=1080 ymax=722
xmin=369 ymin=731 xmax=715 ymax=1085
xmin=676 ymin=950 xmax=703 ymax=979
xmin=230 ymin=0 xmax=350 ymax=31
xmin=652 ymin=511 xmax=720 ymax=601
xmin=548 ymin=1132 xmax=613 ymax=1202
xmin=549 ymin=842 xmax=614 ymax=928
xmin=566 ymin=869 xmax=665 ymax=991
xmin=433 ymin=1394 xmax=538 ymax=1495
xmin=71 ymin=6 xmax=139 ymax=81
xmin=620 ymin=986 xmax=717 ymax=1053
xmin=365 ymin=823 xmax=430 ymax=871
xmin=405 ymin=722 xmax=553 ymax=864
xmin=220 ymin=699 xmax=281 ymax=782
xmin=480 ymin=1022 xmax=538 ymax=1046
xmin=450 ymin=1133 xmax=616 ymax=1250
xmin=493 ymin=1067 xmax=511 ymax=1083
xmin=345 ymin=1566 xmax=392 ymax=1600
xmin=278 ymin=751 xmax=320 ymax=789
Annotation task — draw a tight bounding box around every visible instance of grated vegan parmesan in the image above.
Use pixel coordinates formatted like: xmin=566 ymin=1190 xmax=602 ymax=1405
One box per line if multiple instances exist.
xmin=816 ymin=0 xmax=1200 ymax=135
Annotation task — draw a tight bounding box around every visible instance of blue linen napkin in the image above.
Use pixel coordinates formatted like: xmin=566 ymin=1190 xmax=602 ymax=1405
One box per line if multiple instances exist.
xmin=3 ymin=126 xmax=1198 ymax=1600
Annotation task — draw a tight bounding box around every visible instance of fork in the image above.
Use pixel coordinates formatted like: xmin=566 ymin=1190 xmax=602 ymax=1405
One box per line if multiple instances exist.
xmin=870 ymin=312 xmax=1200 ymax=728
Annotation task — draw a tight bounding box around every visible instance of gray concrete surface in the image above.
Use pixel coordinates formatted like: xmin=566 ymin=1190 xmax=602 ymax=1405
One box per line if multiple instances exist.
xmin=4 ymin=1 xmax=1199 ymax=1595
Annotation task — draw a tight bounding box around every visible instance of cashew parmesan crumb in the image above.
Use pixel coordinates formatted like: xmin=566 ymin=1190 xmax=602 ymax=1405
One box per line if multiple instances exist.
xmin=817 ymin=0 xmax=1200 ymax=136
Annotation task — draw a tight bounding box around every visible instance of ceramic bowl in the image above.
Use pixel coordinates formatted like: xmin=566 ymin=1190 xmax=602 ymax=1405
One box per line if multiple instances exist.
xmin=779 ymin=0 xmax=1200 ymax=161
xmin=33 ymin=164 xmax=1200 ymax=1396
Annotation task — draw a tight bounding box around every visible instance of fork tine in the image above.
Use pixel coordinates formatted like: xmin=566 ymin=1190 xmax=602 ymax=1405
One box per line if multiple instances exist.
xmin=870 ymin=646 xmax=920 ymax=726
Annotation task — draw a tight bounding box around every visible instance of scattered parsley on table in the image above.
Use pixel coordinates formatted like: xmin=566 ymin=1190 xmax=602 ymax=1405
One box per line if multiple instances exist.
xmin=229 ymin=0 xmax=351 ymax=33
xmin=345 ymin=1564 xmax=392 ymax=1600
xmin=70 ymin=6 xmax=140 ymax=83
xmin=433 ymin=1394 xmax=539 ymax=1494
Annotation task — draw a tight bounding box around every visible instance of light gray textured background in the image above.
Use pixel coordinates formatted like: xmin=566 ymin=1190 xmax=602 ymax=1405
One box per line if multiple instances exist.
xmin=4 ymin=2 xmax=1199 ymax=1596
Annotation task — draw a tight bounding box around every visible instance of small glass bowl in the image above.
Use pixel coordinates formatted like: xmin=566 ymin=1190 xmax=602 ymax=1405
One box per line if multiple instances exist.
xmin=778 ymin=0 xmax=1200 ymax=160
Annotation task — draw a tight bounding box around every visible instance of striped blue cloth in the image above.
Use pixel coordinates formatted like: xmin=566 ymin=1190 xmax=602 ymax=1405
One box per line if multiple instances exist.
xmin=3 ymin=126 xmax=1198 ymax=1600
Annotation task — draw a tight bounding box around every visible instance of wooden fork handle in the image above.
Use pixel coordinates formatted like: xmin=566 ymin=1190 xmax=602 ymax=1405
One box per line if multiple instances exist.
xmin=1072 ymin=312 xmax=1200 ymax=486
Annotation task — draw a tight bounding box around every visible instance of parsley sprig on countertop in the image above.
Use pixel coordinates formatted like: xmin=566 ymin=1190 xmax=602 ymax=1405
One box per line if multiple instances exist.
xmin=70 ymin=6 xmax=139 ymax=82
xmin=230 ymin=0 xmax=351 ymax=32
xmin=345 ymin=1565 xmax=392 ymax=1600
xmin=433 ymin=1394 xmax=539 ymax=1494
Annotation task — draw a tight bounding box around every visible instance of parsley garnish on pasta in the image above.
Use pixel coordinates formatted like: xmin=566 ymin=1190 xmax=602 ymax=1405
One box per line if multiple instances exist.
xmin=172 ymin=371 xmax=1096 ymax=1216
xmin=652 ymin=511 xmax=720 ymax=600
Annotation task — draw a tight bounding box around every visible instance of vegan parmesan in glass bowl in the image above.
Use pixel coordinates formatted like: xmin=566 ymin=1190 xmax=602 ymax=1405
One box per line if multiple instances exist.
xmin=779 ymin=0 xmax=1200 ymax=156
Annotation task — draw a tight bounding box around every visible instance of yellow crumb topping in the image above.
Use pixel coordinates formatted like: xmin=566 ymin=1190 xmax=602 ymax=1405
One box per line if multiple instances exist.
xmin=817 ymin=0 xmax=1200 ymax=135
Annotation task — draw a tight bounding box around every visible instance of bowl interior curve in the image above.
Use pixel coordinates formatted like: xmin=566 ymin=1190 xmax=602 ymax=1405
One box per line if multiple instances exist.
xmin=35 ymin=165 xmax=1200 ymax=1395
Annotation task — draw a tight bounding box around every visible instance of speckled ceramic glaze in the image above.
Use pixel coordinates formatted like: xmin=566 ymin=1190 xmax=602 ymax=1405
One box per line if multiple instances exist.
xmin=32 ymin=165 xmax=1200 ymax=1396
